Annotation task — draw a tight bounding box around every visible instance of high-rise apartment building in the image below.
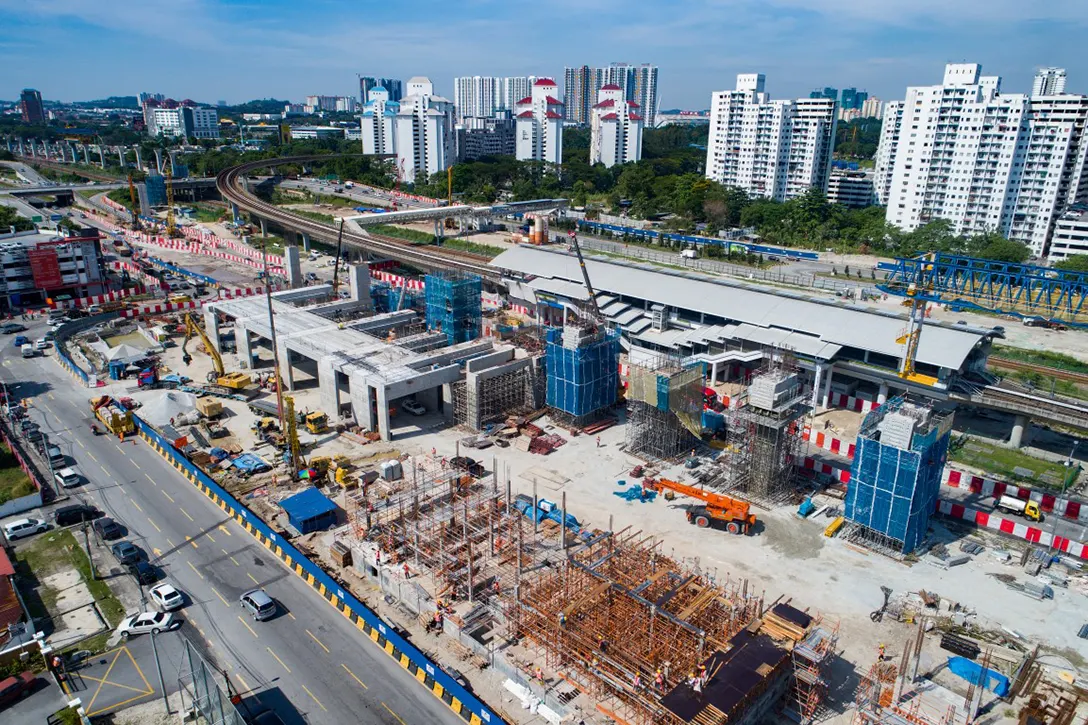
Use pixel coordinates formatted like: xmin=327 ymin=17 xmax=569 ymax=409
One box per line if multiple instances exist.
xmin=840 ymin=88 xmax=869 ymax=110
xmin=458 ymin=111 xmax=516 ymax=160
xmin=359 ymin=77 xmax=403 ymax=103
xmin=809 ymin=87 xmax=837 ymax=101
xmin=304 ymin=95 xmax=356 ymax=114
xmin=359 ymin=87 xmax=399 ymax=155
xmin=142 ymin=99 xmax=219 ymax=139
xmin=453 ymin=76 xmax=536 ymax=122
xmin=20 ymin=89 xmax=45 ymax=124
xmin=861 ymin=97 xmax=883 ymax=119
xmin=590 ymin=85 xmax=644 ymax=168
xmin=394 ymin=77 xmax=456 ymax=183
xmin=705 ymin=74 xmax=837 ymax=201
xmin=563 ymin=63 xmax=659 ymax=126
xmin=875 ymin=63 xmax=1088 ymax=257
xmin=1032 ymin=67 xmax=1067 ymax=97
xmin=515 ymin=79 xmax=564 ymax=164
xmin=137 ymin=92 xmax=164 ymax=106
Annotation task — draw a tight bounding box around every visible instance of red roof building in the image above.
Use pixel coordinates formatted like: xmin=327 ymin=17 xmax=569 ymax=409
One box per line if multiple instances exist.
xmin=533 ymin=78 xmax=557 ymax=87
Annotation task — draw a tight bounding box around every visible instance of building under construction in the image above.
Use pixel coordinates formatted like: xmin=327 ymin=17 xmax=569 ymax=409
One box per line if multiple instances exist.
xmin=625 ymin=355 xmax=704 ymax=460
xmin=425 ymin=272 xmax=482 ymax=344
xmin=712 ymin=355 xmax=808 ymax=505
xmin=545 ymin=323 xmax=620 ymax=424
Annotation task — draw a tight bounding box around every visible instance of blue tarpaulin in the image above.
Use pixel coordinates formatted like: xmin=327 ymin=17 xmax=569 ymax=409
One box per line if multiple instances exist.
xmin=946 ymin=657 xmax=1010 ymax=697
xmin=702 ymin=410 xmax=726 ymax=432
xmin=614 ymin=485 xmax=657 ymax=503
xmin=229 ymin=452 xmax=271 ymax=475
xmin=280 ymin=487 xmax=338 ymax=534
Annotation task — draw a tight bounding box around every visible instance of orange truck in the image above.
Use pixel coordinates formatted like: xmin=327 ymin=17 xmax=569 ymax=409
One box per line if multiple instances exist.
xmin=641 ymin=478 xmax=757 ymax=534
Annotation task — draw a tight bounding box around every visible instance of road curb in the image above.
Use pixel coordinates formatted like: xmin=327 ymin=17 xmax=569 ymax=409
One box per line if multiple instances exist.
xmin=132 ymin=418 xmax=498 ymax=725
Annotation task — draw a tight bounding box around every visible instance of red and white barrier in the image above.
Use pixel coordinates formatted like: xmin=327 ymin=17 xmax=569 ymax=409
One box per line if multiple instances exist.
xmin=119 ymin=300 xmax=199 ymax=318
xmin=216 ymin=287 xmax=266 ymax=300
xmin=802 ymin=426 xmax=856 ymax=459
xmin=943 ymin=469 xmax=1086 ymax=523
xmin=50 ymin=285 xmax=147 ymax=310
xmin=509 ymin=304 xmax=532 ymax=317
xmin=827 ymin=391 xmax=878 ymax=414
xmin=373 ymin=271 xmax=424 ymax=290
xmin=802 ymin=456 xmax=851 ymax=484
xmin=112 ymin=261 xmax=166 ymax=289
xmin=936 ymin=500 xmax=1088 ymax=560
xmin=126 ymin=230 xmax=286 ymax=276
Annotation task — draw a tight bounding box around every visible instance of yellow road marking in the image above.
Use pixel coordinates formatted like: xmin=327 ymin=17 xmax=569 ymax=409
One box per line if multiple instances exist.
xmin=131 ymin=501 xmax=142 ymax=512
xmin=152 ymin=548 xmax=162 ymax=557
xmin=180 ymin=507 xmax=194 ymax=522
xmin=247 ymin=573 xmax=259 ymax=585
xmin=77 ymin=439 xmax=85 ymax=449
xmin=145 ymin=473 xmax=156 ymax=486
xmin=235 ymin=672 xmax=250 ymax=693
xmin=301 ymin=683 xmax=327 ymax=712
xmin=147 ymin=518 xmax=161 ymax=533
xmin=166 ymin=538 xmax=175 ymax=548
xmin=382 ymin=702 xmax=407 ymax=725
xmin=266 ymin=647 xmax=290 ymax=673
xmin=211 ymin=587 xmax=228 ymax=606
xmin=88 ymin=451 xmax=98 ymax=462
xmin=84 ymin=647 xmax=123 ymax=715
xmin=161 ymin=490 xmax=174 ymax=503
xmin=218 ymin=524 xmax=231 ymax=536
xmin=238 ymin=616 xmax=259 ymax=639
xmin=187 ymin=561 xmax=205 ymax=580
xmin=306 ymin=629 xmax=330 ymax=654
xmin=100 ymin=464 xmax=109 ymax=476
xmin=48 ymin=393 xmax=54 ymax=400
xmin=230 ymin=555 xmax=240 ymax=567
xmin=341 ymin=663 xmax=367 ymax=689
xmin=287 ymin=612 xmax=296 ymax=620
xmin=206 ymin=531 xmax=216 ymax=543
xmin=186 ymin=536 xmax=198 ymax=549
xmin=131 ymin=460 xmax=141 ymax=470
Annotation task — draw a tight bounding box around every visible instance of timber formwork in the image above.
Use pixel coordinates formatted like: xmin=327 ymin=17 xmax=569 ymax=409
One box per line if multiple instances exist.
xmin=511 ymin=528 xmax=765 ymax=724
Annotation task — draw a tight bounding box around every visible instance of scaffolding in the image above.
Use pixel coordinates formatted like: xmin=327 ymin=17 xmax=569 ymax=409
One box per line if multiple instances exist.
xmin=425 ymin=272 xmax=482 ymax=344
xmin=786 ymin=622 xmax=840 ymax=724
xmin=545 ymin=324 xmax=619 ymax=424
xmin=451 ymin=363 xmax=535 ymax=431
xmin=625 ymin=355 xmax=703 ymax=460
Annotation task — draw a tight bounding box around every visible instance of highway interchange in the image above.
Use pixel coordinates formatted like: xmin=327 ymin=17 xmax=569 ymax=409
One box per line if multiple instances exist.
xmin=1 ymin=317 xmax=462 ymax=725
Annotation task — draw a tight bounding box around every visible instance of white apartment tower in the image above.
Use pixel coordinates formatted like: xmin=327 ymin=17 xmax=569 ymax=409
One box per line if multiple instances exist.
xmin=394 ymin=77 xmax=457 ymax=183
xmin=359 ymin=86 xmax=398 ymax=155
xmin=875 ymin=63 xmax=1088 ymax=257
xmin=590 ymin=84 xmax=644 ymax=167
xmin=515 ymin=79 xmax=564 ymax=164
xmin=1032 ymin=68 xmax=1067 ymax=97
xmin=704 ymin=74 xmax=837 ymax=201
xmin=453 ymin=76 xmax=536 ymax=121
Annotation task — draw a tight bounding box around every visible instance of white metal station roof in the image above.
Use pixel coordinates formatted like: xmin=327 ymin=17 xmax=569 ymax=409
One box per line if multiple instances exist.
xmin=493 ymin=247 xmax=989 ymax=370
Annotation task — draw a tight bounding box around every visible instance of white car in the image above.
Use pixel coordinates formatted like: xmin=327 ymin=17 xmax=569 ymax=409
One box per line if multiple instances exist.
xmin=3 ymin=518 xmax=48 ymax=540
xmin=401 ymin=399 xmax=426 ymax=416
xmin=53 ymin=468 xmax=81 ymax=489
xmin=149 ymin=583 xmax=184 ymax=611
xmin=34 ymin=339 xmax=50 ymax=351
xmin=118 ymin=611 xmax=174 ymax=638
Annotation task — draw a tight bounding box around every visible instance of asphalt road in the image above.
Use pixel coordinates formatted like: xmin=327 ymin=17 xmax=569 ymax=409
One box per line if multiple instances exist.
xmin=1 ymin=320 xmax=463 ymax=725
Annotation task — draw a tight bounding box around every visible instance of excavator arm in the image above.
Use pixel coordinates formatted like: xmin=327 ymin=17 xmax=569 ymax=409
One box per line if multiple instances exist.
xmin=183 ymin=313 xmax=225 ymax=377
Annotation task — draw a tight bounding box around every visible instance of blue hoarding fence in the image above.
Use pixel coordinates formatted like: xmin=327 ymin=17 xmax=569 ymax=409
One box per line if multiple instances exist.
xmin=146 ymin=256 xmax=220 ymax=287
xmin=574 ymin=220 xmax=819 ymax=261
xmin=127 ymin=411 xmax=501 ymax=725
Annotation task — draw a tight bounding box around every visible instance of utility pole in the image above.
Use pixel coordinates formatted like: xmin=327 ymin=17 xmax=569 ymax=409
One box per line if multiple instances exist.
xmin=261 ymin=237 xmax=288 ymax=440
xmin=82 ymin=523 xmax=97 ymax=580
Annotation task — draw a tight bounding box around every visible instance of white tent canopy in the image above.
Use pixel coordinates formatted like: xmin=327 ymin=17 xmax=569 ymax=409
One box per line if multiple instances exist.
xmin=106 ymin=344 xmax=147 ymax=364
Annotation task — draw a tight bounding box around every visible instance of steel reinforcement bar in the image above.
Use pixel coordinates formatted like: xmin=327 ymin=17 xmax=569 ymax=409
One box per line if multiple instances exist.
xmin=216 ymin=155 xmax=501 ymax=280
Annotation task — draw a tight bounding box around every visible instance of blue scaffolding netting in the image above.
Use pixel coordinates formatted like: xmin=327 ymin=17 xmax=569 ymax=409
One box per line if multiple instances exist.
xmin=545 ymin=327 xmax=620 ymax=418
xmin=425 ymin=274 xmax=481 ymax=345
xmin=844 ymin=405 xmax=950 ymax=554
xmin=370 ymin=281 xmax=424 ymax=313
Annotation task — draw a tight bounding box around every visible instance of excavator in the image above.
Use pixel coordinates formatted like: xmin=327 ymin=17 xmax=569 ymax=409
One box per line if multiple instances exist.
xmin=182 ymin=313 xmax=251 ymax=392
xmin=641 ymin=478 xmax=757 ymax=534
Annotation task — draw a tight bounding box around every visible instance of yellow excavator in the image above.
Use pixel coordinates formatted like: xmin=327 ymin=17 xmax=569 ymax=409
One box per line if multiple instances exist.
xmin=182 ymin=313 xmax=251 ymax=391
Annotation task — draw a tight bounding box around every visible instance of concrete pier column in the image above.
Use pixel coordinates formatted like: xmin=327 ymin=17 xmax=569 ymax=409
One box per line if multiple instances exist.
xmin=97 ymin=146 xmax=106 ymax=168
xmin=877 ymin=381 xmax=889 ymax=405
xmin=376 ymin=386 xmax=392 ymax=441
xmin=1008 ymin=414 xmax=1030 ymax=449
xmin=116 ymin=147 xmax=124 ymax=167
xmin=349 ymin=263 xmax=371 ymax=306
xmin=820 ymin=365 xmax=835 ymax=409
xmin=318 ymin=358 xmax=340 ymax=417
xmin=82 ymin=145 xmax=91 ymax=165
xmin=202 ymin=307 xmax=222 ymax=353
xmin=811 ymin=363 xmax=827 ymax=410
xmin=236 ymin=326 xmax=254 ymax=368
xmin=29 ymin=142 xmax=37 ymax=158
xmin=284 ymin=246 xmax=302 ymax=288
xmin=17 ymin=138 xmax=24 ymax=155
xmin=710 ymin=361 xmax=719 ymax=386
xmin=168 ymin=150 xmax=178 ymax=172
xmin=134 ymin=146 xmax=142 ymax=171
xmin=259 ymin=218 xmax=267 ymax=237
xmin=154 ymin=148 xmax=163 ymax=174
xmin=301 ymin=233 xmax=310 ymax=252
xmin=278 ymin=345 xmax=295 ymax=391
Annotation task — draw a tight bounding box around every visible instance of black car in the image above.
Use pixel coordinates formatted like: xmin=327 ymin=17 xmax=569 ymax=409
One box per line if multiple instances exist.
xmin=111 ymin=541 xmax=142 ymax=565
xmin=93 ymin=517 xmax=123 ymax=540
xmin=54 ymin=505 xmax=101 ymax=527
xmin=127 ymin=561 xmax=159 ymax=585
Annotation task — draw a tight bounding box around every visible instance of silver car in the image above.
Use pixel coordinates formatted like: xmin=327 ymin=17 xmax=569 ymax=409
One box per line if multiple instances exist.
xmin=239 ymin=589 xmax=277 ymax=621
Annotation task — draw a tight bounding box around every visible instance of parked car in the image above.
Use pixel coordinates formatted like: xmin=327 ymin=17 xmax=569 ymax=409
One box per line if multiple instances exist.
xmin=34 ymin=338 xmax=50 ymax=351
xmin=12 ymin=335 xmax=27 ymax=347
xmin=21 ymin=344 xmax=35 ymax=358
xmin=117 ymin=611 xmax=174 ymax=639
xmin=239 ymin=589 xmax=277 ymax=621
xmin=110 ymin=541 xmax=143 ymax=565
xmin=401 ymin=399 xmax=426 ymax=416
xmin=93 ymin=517 xmax=123 ymax=540
xmin=2 ymin=518 xmax=48 ymax=540
xmin=46 ymin=445 xmax=66 ymax=468
xmin=0 ymin=323 xmax=26 ymax=334
xmin=127 ymin=561 xmax=159 ymax=585
xmin=149 ymin=582 xmax=185 ymax=611
xmin=54 ymin=504 xmax=101 ymax=527
xmin=53 ymin=468 xmax=81 ymax=489
xmin=0 ymin=671 xmax=36 ymax=707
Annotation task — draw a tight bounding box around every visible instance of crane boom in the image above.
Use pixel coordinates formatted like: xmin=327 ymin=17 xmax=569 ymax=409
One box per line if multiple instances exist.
xmin=567 ymin=230 xmax=601 ymax=319
xmin=641 ymin=477 xmax=756 ymax=534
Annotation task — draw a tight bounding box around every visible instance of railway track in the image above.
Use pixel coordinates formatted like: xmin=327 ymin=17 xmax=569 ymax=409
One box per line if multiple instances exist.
xmin=988 ymin=356 xmax=1088 ymax=386
xmin=17 ymin=156 xmax=125 ymax=183
xmin=216 ymin=155 xmax=501 ymax=280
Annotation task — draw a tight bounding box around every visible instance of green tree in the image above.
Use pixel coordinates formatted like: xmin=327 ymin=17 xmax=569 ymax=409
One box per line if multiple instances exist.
xmin=976 ymin=238 xmax=1031 ymax=263
xmin=1054 ymin=254 xmax=1088 ymax=272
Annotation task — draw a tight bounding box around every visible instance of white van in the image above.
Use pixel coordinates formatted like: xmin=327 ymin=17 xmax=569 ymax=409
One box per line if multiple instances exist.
xmin=21 ymin=344 xmax=35 ymax=358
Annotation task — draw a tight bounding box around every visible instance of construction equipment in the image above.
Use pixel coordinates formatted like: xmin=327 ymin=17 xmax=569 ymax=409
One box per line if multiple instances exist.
xmin=330 ymin=219 xmax=346 ymax=296
xmin=126 ymin=174 xmax=140 ymax=231
xmin=304 ymin=411 xmax=328 ymax=434
xmin=90 ymin=396 xmax=136 ymax=437
xmin=996 ymin=495 xmax=1042 ymax=522
xmin=165 ymin=165 xmax=177 ymax=238
xmin=566 ymin=229 xmax=602 ymax=320
xmin=284 ymin=395 xmax=303 ymax=474
xmin=641 ymin=478 xmax=757 ymax=534
xmin=183 ymin=313 xmax=251 ymax=391
xmin=894 ymin=276 xmax=939 ymax=386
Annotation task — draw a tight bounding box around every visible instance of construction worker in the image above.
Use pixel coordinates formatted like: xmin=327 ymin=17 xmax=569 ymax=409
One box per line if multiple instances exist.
xmin=558 ymin=611 xmax=567 ymax=628
xmin=403 ymin=563 xmax=411 ymax=580
xmin=632 ymin=672 xmax=642 ymax=691
xmin=534 ymin=666 xmax=544 ymax=684
xmin=663 ymin=661 xmax=671 ymax=682
xmin=596 ymin=436 xmax=601 ymax=448
xmin=654 ymin=669 xmax=664 ymax=689
xmin=878 ymin=643 xmax=886 ymax=661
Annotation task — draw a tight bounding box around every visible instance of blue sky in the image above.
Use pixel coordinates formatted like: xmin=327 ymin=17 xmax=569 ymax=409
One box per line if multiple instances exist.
xmin=2 ymin=0 xmax=1085 ymax=107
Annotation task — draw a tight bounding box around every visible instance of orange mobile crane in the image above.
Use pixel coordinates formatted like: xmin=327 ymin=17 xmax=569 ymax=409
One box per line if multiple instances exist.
xmin=642 ymin=478 xmax=757 ymax=534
